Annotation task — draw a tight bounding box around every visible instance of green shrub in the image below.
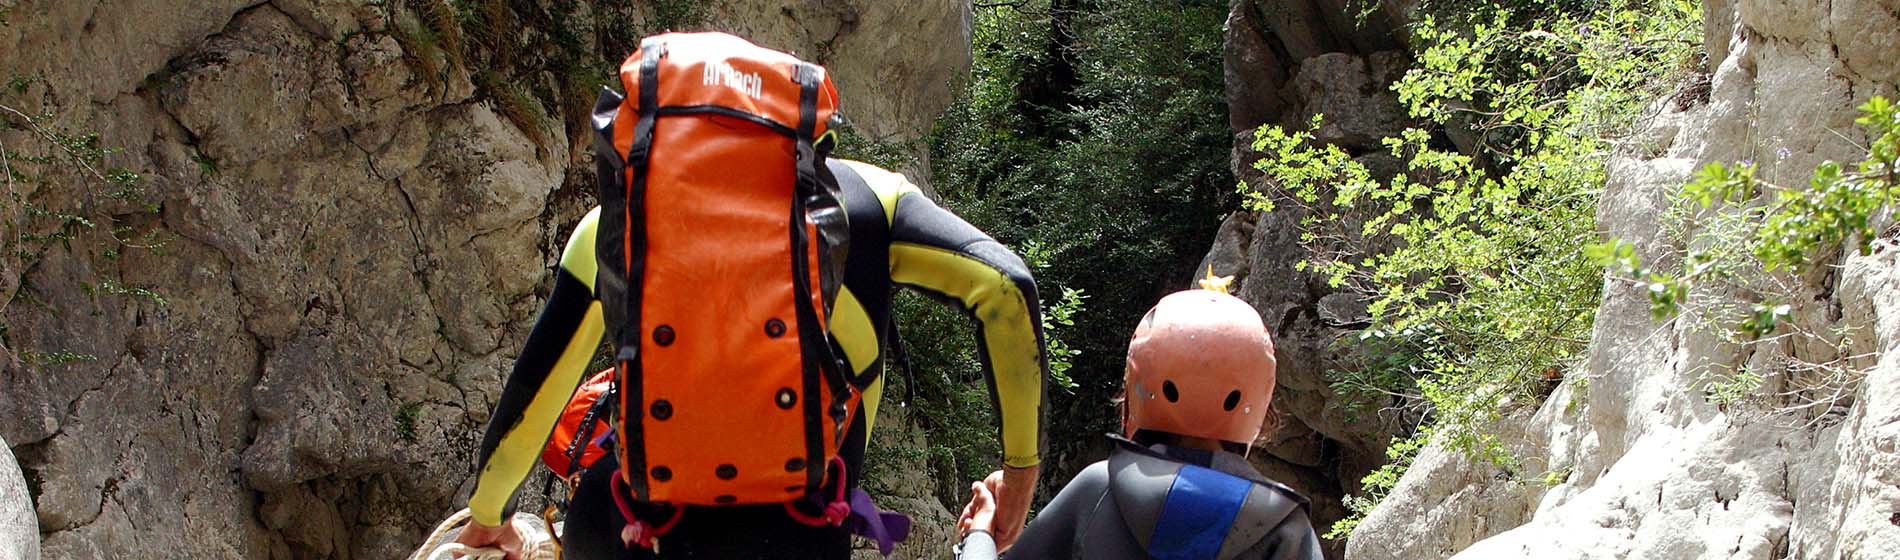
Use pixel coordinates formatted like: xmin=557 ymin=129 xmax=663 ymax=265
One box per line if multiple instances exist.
xmin=1241 ymin=0 xmax=1701 ymax=536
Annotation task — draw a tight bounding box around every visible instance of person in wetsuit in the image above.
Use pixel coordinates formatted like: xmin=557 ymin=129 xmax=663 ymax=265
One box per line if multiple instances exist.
xmin=956 ymin=287 xmax=1322 ymax=560
xmin=455 ymin=160 xmax=1048 ymax=559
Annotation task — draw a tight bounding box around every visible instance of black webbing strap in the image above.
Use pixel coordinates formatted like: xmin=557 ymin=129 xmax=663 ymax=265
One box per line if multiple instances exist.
xmin=790 ymin=62 xmax=833 ymax=494
xmin=567 ymin=386 xmax=616 ymax=474
xmin=617 ymin=39 xmax=664 ymax=502
xmin=789 ymin=63 xmax=861 ymax=496
xmin=888 ymin=325 xmax=918 ymax=408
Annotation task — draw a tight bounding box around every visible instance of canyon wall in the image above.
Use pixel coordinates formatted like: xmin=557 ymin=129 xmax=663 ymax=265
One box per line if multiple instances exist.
xmin=0 ymin=2 xmax=970 ymax=558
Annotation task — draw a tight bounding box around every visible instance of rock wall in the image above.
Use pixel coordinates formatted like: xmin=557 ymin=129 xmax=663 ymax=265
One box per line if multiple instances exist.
xmin=0 ymin=1 xmax=969 ymax=558
xmin=1347 ymin=0 xmax=1900 ymax=558
xmin=1208 ymin=1 xmax=1414 ymax=556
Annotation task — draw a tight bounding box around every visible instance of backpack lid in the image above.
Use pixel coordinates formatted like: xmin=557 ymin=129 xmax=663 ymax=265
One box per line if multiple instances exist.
xmin=619 ymin=32 xmax=840 ymax=138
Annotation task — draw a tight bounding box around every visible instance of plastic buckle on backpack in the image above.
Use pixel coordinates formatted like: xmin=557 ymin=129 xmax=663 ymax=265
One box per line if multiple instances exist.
xmin=626 ymin=144 xmax=651 ymax=170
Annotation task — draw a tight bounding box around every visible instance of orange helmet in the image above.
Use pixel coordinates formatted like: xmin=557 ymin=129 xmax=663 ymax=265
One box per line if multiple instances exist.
xmin=1123 ymin=289 xmax=1277 ymax=446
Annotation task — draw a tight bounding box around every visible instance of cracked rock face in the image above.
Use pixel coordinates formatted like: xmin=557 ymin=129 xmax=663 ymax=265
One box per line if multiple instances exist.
xmin=1343 ymin=0 xmax=1900 ymax=558
xmin=0 ymin=1 xmax=968 ymax=558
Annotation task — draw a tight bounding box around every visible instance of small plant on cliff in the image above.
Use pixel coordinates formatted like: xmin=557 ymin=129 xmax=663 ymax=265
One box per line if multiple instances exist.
xmin=2 ymin=86 xmax=169 ymax=358
xmin=1242 ymin=0 xmax=1701 ymax=537
xmin=394 ymin=401 xmax=425 ymax=443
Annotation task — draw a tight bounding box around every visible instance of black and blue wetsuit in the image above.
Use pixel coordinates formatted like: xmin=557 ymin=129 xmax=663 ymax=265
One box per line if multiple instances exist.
xmin=958 ymin=435 xmax=1323 ymax=560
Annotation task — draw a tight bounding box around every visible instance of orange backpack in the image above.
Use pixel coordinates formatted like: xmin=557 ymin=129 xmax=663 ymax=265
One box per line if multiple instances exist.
xmin=588 ymin=32 xmax=857 ymax=507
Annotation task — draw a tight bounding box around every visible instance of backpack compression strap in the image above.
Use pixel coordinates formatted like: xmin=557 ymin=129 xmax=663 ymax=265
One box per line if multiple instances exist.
xmin=788 ymin=62 xmax=855 ymax=494
xmin=613 ymin=38 xmax=665 ymax=502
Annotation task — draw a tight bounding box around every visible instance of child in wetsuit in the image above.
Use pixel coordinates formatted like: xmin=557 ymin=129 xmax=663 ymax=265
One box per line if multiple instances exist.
xmin=956 ymin=284 xmax=1324 ymax=560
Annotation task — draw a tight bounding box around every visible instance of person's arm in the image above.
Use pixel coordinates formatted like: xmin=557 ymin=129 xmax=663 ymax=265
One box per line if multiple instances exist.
xmin=957 ymin=531 xmax=999 ymax=560
xmin=861 ymin=162 xmax=1047 ymax=545
xmin=957 ymin=462 xmax=1108 ymax=559
xmin=463 ymin=208 xmax=609 ymax=528
xmin=955 ymin=481 xmax=1000 ymax=560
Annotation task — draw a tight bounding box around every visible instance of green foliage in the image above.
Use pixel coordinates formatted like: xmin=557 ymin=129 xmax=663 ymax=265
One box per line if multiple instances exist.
xmin=1699 ymin=364 xmax=1765 ymax=407
xmin=928 ymin=0 xmax=1234 ymax=480
xmin=19 ymin=349 xmax=97 ymax=366
xmin=646 ymin=1 xmax=709 ymax=32
xmin=1756 ymin=97 xmax=1900 ymax=266
xmin=81 ymin=280 xmax=170 ymax=306
xmin=394 ymin=401 xmax=424 ymax=443
xmin=1018 ymin=239 xmax=1088 ymax=391
xmin=1041 ymin=286 xmax=1087 ymax=391
xmin=857 ymin=0 xmax=1234 ymax=512
xmin=1325 ymin=433 xmax=1426 ymax=539
xmin=878 ymin=290 xmax=1001 ymax=508
xmin=1539 ymin=464 xmax=1574 ymax=487
xmin=192 ymin=152 xmax=219 ymax=176
xmin=863 ymin=237 xmax=1090 ymax=507
xmin=1245 ymin=0 xmax=1700 ymax=536
xmin=829 ymin=125 xmax=923 ymax=176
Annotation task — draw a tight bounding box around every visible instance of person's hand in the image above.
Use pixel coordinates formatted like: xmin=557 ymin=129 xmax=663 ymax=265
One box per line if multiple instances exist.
xmin=985 ymin=464 xmax=1040 ymax=549
xmin=956 ymin=480 xmax=998 ymax=536
xmin=451 ymin=517 xmax=525 ymax=560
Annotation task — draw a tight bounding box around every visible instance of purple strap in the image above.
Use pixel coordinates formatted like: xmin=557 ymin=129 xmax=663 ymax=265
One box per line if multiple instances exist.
xmin=842 ymin=488 xmax=912 ymax=556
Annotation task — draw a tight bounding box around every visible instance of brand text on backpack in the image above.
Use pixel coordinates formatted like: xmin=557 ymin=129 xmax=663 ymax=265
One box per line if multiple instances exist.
xmin=702 ymin=60 xmax=764 ymax=99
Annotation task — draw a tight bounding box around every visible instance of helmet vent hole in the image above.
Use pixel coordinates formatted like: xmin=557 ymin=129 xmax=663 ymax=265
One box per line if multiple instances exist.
xmin=1223 ymin=390 xmax=1242 ymax=411
xmin=1162 ymin=380 xmax=1179 ymax=403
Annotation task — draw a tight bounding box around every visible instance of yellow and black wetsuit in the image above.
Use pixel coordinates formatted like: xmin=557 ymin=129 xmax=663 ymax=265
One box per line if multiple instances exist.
xmin=466 ymin=159 xmax=1047 ymax=557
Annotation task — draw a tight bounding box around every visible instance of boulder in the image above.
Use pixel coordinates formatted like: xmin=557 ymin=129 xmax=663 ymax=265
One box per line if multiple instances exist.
xmin=1223 ymin=4 xmax=1293 ymax=132
xmin=1223 ymin=0 xmax=1409 ymax=135
xmin=1 ymin=436 xmax=35 ymax=560
xmin=1290 ymin=53 xmax=1409 ymax=150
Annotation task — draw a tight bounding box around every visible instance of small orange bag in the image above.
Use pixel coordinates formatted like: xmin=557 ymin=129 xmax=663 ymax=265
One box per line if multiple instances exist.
xmin=540 ymin=369 xmax=614 ymax=479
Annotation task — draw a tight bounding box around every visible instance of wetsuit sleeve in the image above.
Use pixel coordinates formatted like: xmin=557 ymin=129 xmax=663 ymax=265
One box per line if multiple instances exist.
xmin=465 ymin=208 xmax=609 ymax=527
xmin=997 ymin=461 xmax=1107 ymax=558
xmin=851 ymin=161 xmax=1046 ymax=469
xmin=955 ymin=531 xmax=998 ymax=560
xmin=1262 ymin=510 xmax=1324 ymax=560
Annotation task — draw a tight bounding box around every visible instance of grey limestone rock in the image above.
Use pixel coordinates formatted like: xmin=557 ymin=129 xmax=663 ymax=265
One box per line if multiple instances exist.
xmin=1 ymin=435 xmax=34 ymax=560
xmin=1337 ymin=0 xmax=1900 ymax=557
